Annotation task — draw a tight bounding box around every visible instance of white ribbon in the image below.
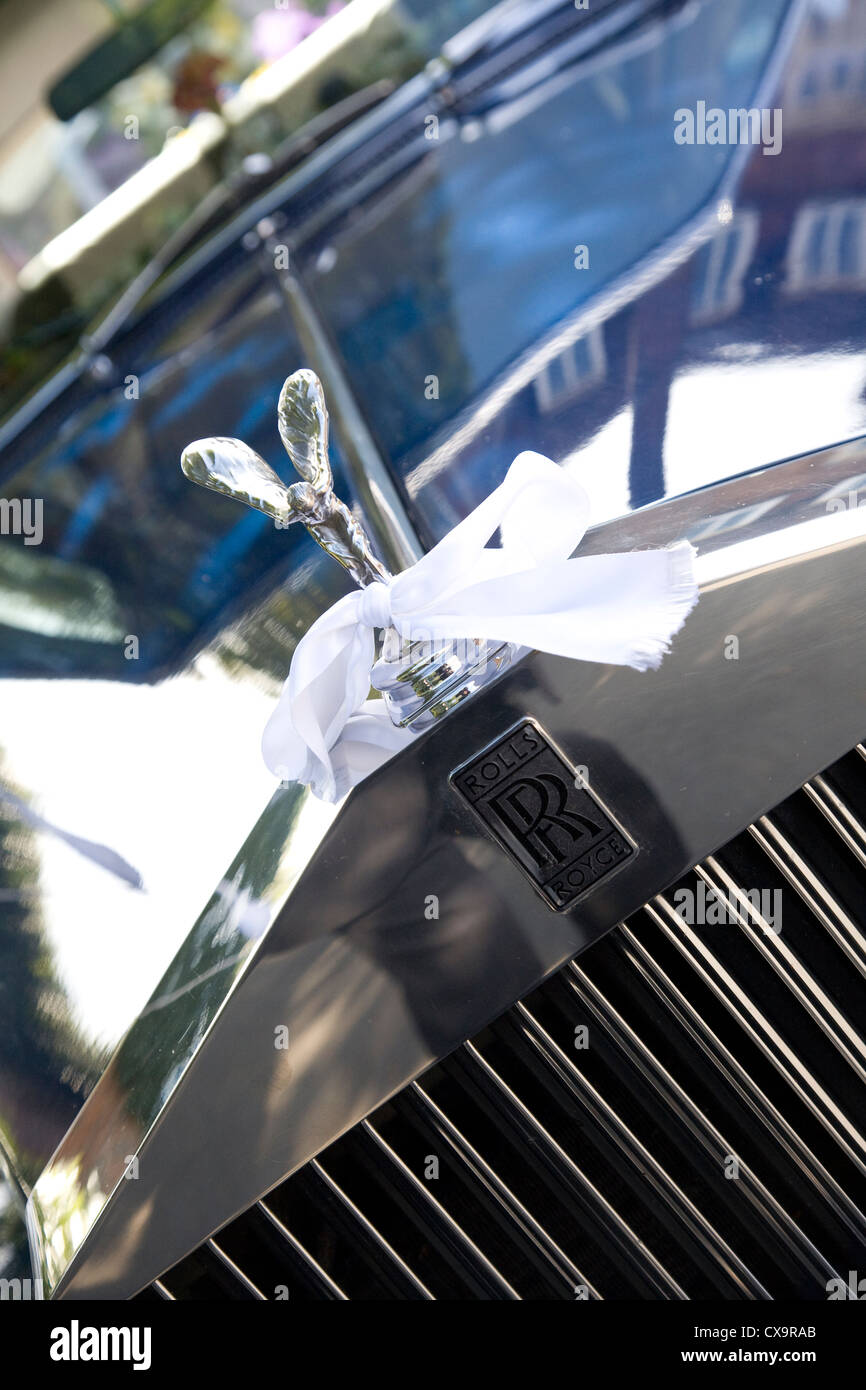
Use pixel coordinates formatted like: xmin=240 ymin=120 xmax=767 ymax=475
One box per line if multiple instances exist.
xmin=262 ymin=452 xmax=699 ymax=802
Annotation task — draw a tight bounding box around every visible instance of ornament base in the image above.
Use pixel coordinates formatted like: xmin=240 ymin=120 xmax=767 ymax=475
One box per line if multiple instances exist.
xmin=372 ymin=635 xmax=516 ymax=732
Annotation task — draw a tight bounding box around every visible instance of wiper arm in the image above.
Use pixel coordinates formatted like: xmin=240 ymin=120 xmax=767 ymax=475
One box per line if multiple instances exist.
xmin=79 ymin=79 xmax=394 ymax=360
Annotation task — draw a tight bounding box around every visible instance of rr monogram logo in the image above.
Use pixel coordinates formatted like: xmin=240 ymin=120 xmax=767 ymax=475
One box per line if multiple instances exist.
xmin=488 ymin=775 xmax=603 ymax=870
xmin=451 ymin=720 xmax=636 ymax=911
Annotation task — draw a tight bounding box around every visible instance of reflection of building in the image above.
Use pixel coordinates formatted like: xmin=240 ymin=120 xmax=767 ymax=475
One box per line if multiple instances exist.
xmin=509 ymin=0 xmax=866 ymax=512
xmin=532 ymin=329 xmax=606 ymax=414
xmin=781 ymin=0 xmax=866 ymax=133
xmin=690 ymin=211 xmax=760 ymax=324
xmin=786 ymin=198 xmax=866 ymax=292
xmin=0 ymin=0 xmax=113 ymax=295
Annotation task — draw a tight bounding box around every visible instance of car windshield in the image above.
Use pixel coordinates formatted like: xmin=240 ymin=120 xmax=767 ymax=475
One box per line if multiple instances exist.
xmin=294 ymin=0 xmax=799 ymax=537
xmin=5 ymin=0 xmax=866 ymax=684
xmin=0 ymin=0 xmax=502 ymax=424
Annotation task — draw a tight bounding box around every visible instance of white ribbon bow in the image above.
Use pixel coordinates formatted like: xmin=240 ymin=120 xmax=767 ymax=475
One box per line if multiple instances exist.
xmin=262 ymin=452 xmax=699 ymax=801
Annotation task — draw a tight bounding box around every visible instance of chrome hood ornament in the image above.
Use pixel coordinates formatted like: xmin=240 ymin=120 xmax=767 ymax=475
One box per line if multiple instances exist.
xmin=182 ymin=370 xmax=389 ymax=590
xmin=181 ymin=368 xmax=513 ymax=732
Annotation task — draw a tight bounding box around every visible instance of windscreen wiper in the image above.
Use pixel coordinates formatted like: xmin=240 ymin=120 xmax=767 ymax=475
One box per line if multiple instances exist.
xmin=79 ymin=79 xmax=394 ymax=361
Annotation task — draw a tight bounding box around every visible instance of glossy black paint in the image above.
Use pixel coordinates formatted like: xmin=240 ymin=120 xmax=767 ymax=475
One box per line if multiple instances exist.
xmin=3 ymin=0 xmax=866 ymax=1290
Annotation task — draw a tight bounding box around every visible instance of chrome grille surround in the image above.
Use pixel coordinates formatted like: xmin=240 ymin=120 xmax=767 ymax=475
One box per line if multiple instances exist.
xmin=144 ymin=743 xmax=866 ymax=1300
xmin=30 ymin=435 xmax=866 ymax=1299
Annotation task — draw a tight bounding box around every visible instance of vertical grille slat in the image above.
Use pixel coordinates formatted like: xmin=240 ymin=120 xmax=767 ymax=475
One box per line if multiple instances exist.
xmin=365 ymin=1083 xmax=571 ymax=1298
xmin=804 ymin=776 xmax=866 ymax=871
xmin=308 ymin=1158 xmax=436 ymax=1300
xmin=360 ymin=1116 xmax=522 ymax=1300
xmin=417 ymin=1045 xmax=669 ymax=1297
xmin=646 ymin=897 xmax=866 ymax=1177
xmin=460 ymin=1039 xmax=688 ymax=1299
xmin=309 ymin=1123 xmax=518 ymax=1298
xmin=566 ymin=954 xmax=841 ymax=1292
xmin=205 ymin=1239 xmax=267 ymax=1300
xmin=612 ymin=924 xmax=866 ymax=1247
xmin=698 ymin=858 xmax=866 ymax=1084
xmin=409 ymin=1077 xmax=601 ymax=1298
xmin=511 ymin=996 xmax=771 ymax=1299
xmin=142 ymin=738 xmax=866 ymax=1301
xmin=156 ymin=1242 xmax=265 ymax=1300
xmin=748 ymin=818 xmax=866 ymax=982
xmin=255 ymin=1198 xmax=350 ymax=1300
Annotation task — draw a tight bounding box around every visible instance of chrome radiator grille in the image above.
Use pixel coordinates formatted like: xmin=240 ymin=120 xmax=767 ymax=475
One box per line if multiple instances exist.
xmin=138 ymin=742 xmax=866 ymax=1301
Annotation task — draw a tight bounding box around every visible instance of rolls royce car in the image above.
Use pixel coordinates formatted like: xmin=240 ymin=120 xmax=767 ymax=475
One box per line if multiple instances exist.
xmin=2 ymin=0 xmax=866 ymax=1310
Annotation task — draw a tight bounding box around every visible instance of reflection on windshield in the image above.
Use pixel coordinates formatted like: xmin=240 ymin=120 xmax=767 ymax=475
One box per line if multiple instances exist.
xmin=299 ymin=0 xmax=798 ymax=532
xmin=0 ymin=0 xmax=505 ymax=420
xmin=0 ymin=283 xmax=350 ymax=681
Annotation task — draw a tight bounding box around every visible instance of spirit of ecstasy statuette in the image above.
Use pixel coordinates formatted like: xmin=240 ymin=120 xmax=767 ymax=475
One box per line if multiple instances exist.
xmin=182 ymin=367 xmax=699 ymax=802
xmin=181 ymin=368 xmax=515 ymax=732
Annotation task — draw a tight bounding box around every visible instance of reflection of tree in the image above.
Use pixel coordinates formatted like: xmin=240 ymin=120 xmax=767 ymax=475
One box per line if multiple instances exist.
xmin=0 ymin=1169 xmax=32 ymax=1284
xmin=112 ymin=781 xmax=307 ymax=1130
xmin=0 ymin=545 xmax=124 ymax=645
xmin=211 ymin=550 xmax=348 ymax=687
xmin=0 ymin=756 xmax=107 ymax=1187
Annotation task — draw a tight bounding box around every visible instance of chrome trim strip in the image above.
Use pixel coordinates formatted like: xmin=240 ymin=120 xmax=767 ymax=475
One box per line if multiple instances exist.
xmin=360 ymin=1117 xmax=520 ymax=1299
xmin=256 ymin=1200 xmax=348 ymax=1301
xmin=410 ymin=1078 xmax=599 ymax=1298
xmin=646 ymin=899 xmax=866 ymax=1177
xmin=614 ymin=925 xmax=866 ymax=1242
xmin=462 ymin=1040 xmax=686 ymax=1299
xmin=308 ymin=1158 xmax=435 ymax=1300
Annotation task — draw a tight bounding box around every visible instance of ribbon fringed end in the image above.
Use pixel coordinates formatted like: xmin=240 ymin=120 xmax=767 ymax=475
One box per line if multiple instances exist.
xmin=624 ymin=540 xmax=700 ymax=673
